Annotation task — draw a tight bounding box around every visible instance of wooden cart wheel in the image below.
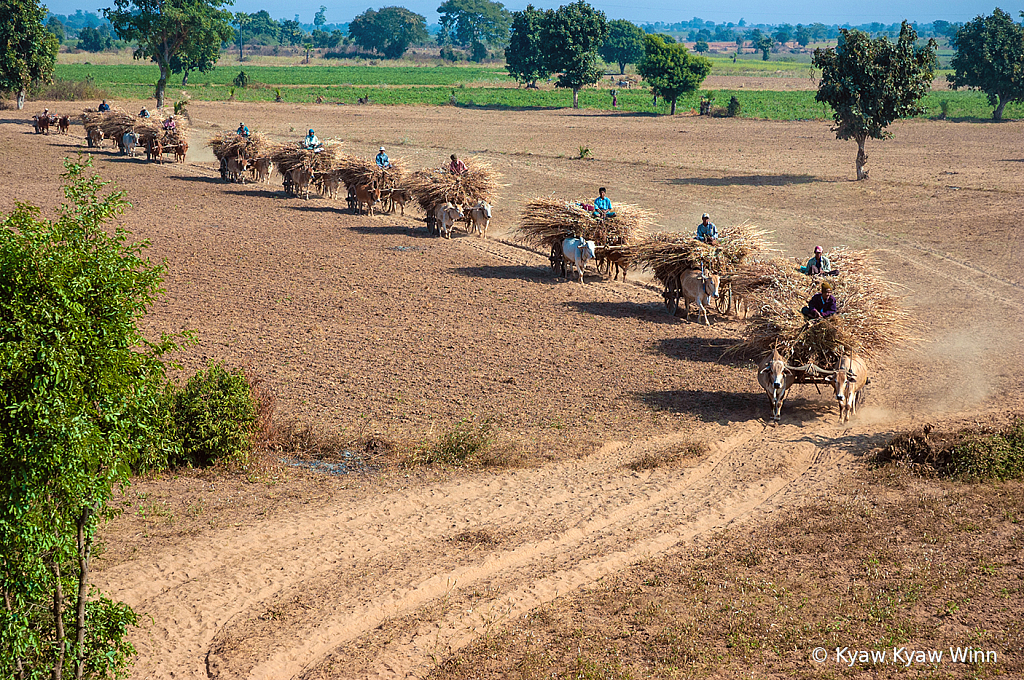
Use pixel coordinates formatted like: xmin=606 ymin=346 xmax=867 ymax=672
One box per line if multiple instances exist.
xmin=664 ymin=276 xmax=682 ymax=316
xmin=550 ymin=243 xmax=562 ymax=274
xmin=715 ymin=282 xmax=733 ymax=315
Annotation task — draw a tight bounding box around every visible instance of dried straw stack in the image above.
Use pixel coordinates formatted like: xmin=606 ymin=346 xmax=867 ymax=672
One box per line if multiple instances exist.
xmin=730 ymin=249 xmax=916 ymax=365
xmin=513 ymin=198 xmax=653 ymax=251
xmin=633 ymin=222 xmax=776 ymax=287
xmin=158 ymin=116 xmax=189 ymax=147
xmin=406 ymin=158 xmax=502 ymax=212
xmin=208 ymin=131 xmax=273 ymax=161
xmin=269 ymin=140 xmax=345 ymax=177
xmin=331 ymin=156 xmax=406 ymax=189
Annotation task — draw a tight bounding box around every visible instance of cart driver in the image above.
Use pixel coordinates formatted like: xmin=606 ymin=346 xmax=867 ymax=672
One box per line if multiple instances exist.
xmin=802 ymin=282 xmax=838 ymax=320
xmin=801 ymin=245 xmax=837 ymax=276
xmin=696 ymin=213 xmax=718 ymax=244
xmin=303 ymin=129 xmax=321 ymax=150
xmin=376 ymin=146 xmax=391 ymax=168
xmin=593 ymin=187 xmax=615 ymax=217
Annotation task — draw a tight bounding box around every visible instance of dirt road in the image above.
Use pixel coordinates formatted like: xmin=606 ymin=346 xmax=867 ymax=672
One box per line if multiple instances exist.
xmin=3 ymin=102 xmax=1023 ymax=678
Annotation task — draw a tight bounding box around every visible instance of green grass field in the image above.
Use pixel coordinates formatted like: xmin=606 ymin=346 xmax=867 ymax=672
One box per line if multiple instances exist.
xmin=52 ymin=62 xmax=1021 ymax=121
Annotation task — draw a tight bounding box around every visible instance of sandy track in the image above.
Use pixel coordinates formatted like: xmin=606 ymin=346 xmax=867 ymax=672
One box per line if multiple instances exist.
xmin=96 ymin=416 xmax=853 ymax=680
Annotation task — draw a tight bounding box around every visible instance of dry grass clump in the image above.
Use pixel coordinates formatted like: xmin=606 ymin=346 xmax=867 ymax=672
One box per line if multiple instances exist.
xmin=269 ymin=140 xmax=344 ymax=176
xmin=330 ymin=156 xmax=406 ymax=189
xmin=626 ymin=441 xmax=709 ymax=471
xmin=208 ymin=131 xmax=274 ymax=161
xmin=406 ymin=158 xmax=502 ymax=212
xmin=513 ymin=198 xmax=654 ymax=251
xmin=633 ymin=222 xmax=775 ymax=288
xmin=730 ymin=249 xmax=916 ymax=366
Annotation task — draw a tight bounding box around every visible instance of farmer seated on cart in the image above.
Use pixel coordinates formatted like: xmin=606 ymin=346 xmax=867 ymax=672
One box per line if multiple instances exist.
xmin=162 ymin=117 xmax=176 ymax=130
xmin=802 ymin=282 xmax=838 ymax=320
xmin=801 ymin=246 xmax=837 ymax=276
xmin=376 ymin=147 xmax=391 ymax=168
xmin=98 ymin=100 xmax=110 ymax=112
xmin=449 ymin=154 xmax=467 ymax=175
xmin=696 ymin=213 xmax=718 ymax=244
xmin=237 ymin=122 xmax=249 ymax=137
xmin=593 ymin=187 xmax=616 ymax=218
xmin=139 ymin=107 xmax=150 ymax=118
xmin=303 ymin=129 xmax=322 ymax=150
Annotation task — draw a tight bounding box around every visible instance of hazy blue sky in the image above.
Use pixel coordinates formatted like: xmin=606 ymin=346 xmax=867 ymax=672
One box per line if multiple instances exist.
xmin=51 ymin=0 xmax=1015 ymax=26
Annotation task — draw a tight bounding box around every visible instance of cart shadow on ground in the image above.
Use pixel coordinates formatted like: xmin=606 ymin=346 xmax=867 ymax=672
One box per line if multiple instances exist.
xmin=661 ymin=173 xmax=819 ymax=187
xmin=451 ymin=264 xmax=565 ymax=285
xmin=638 ymin=388 xmax=826 ymax=426
xmin=651 ymin=336 xmax=747 ymax=364
xmin=562 ymin=299 xmax=681 ymax=325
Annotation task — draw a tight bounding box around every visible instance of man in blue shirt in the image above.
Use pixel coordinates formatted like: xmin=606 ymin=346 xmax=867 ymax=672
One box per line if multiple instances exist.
xmin=98 ymin=100 xmax=110 ymax=112
xmin=237 ymin=122 xmax=249 ymax=137
xmin=303 ymin=129 xmax=321 ymax=150
xmin=696 ymin=213 xmax=718 ymax=244
xmin=593 ymin=187 xmax=613 ymax=217
xmin=376 ymin=146 xmax=391 ymax=168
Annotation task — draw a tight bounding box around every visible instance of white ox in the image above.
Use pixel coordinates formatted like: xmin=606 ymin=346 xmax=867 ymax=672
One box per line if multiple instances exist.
xmin=679 ymin=269 xmax=720 ymax=325
xmin=121 ymin=131 xmax=139 ymax=157
xmin=757 ymin=348 xmax=796 ymax=423
xmin=831 ymin=354 xmax=869 ymax=423
xmin=465 ymin=201 xmax=492 ymax=237
xmin=561 ymin=237 xmax=597 ymax=284
xmin=434 ymin=203 xmax=464 ymax=239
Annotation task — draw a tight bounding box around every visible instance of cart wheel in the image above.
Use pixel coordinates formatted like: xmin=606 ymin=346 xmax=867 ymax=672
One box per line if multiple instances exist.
xmin=715 ymin=283 xmax=732 ymax=315
xmin=382 ymin=195 xmax=395 ymax=214
xmin=550 ymin=244 xmax=562 ymax=274
xmin=670 ymin=289 xmax=681 ymax=317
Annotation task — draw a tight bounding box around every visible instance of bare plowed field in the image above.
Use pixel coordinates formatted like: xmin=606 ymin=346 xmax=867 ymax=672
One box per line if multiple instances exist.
xmin=2 ymin=101 xmax=1023 ymax=679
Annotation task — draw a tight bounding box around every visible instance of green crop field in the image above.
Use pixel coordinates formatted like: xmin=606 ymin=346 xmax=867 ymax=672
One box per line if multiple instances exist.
xmin=50 ymin=62 xmax=1021 ymax=122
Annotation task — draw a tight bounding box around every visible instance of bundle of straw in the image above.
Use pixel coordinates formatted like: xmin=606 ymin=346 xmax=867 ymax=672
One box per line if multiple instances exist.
xmin=513 ymin=198 xmax=653 ymax=250
xmin=730 ymin=250 xmax=916 ymax=365
xmin=331 ymin=156 xmax=406 ymax=189
xmin=208 ymin=131 xmax=272 ymax=161
xmin=269 ymin=141 xmax=345 ymax=177
xmin=406 ymin=158 xmax=502 ymax=212
xmin=96 ymin=107 xmax=138 ymax=141
xmin=159 ymin=116 xmax=190 ymax=147
xmin=80 ymin=110 xmax=103 ymax=134
xmin=633 ymin=222 xmax=775 ymax=287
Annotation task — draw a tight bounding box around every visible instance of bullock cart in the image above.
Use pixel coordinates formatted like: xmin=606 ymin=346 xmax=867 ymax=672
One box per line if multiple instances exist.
xmin=406 ymin=158 xmax=502 ymax=236
xmin=268 ymin=141 xmax=344 ymax=194
xmin=327 ymin=157 xmax=406 ymax=211
xmin=512 ymin=199 xmax=652 ymax=276
xmin=210 ymin=131 xmax=274 ymax=178
xmin=633 ymin=223 xmax=775 ymax=317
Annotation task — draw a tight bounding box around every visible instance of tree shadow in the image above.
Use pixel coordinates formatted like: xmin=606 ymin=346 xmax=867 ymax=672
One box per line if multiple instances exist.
xmin=651 ymin=336 xmax=744 ymax=364
xmin=663 ymin=174 xmax=818 ymax=187
xmin=562 ymin=299 xmax=676 ymax=324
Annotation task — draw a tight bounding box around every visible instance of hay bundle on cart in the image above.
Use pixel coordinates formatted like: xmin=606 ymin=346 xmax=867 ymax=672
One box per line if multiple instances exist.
xmin=208 ymin=131 xmax=273 ymax=162
xmin=729 ymin=249 xmax=916 ymax=366
xmin=81 ymin=110 xmax=103 ymax=137
xmin=269 ymin=140 xmax=344 ymax=177
xmin=96 ymin=108 xmax=139 ymax=142
xmin=330 ymin=156 xmax=406 ymax=189
xmin=633 ymin=222 xmax=775 ymax=287
xmin=406 ymin=158 xmax=502 ymax=213
xmin=514 ymin=198 xmax=652 ymax=250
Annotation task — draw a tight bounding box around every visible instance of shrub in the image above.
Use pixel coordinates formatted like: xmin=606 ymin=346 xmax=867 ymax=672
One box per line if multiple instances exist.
xmin=32 ymin=77 xmax=108 ymax=101
xmin=727 ymin=95 xmax=742 ymax=117
xmin=169 ymin=362 xmax=257 ymax=468
xmin=440 ymin=45 xmax=463 ymax=62
xmin=578 ymin=145 xmax=592 ymax=159
xmin=877 ymin=418 xmax=1024 ymax=481
xmin=412 ymin=417 xmax=494 ymax=467
xmin=233 ymin=70 xmax=250 ymax=88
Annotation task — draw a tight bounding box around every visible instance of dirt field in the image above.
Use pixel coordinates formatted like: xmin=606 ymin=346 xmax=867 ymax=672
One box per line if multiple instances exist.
xmin=2 ymin=101 xmax=1023 ymax=679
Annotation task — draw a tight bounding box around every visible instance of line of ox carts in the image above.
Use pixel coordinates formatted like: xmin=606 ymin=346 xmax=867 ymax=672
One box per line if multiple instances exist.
xmin=32 ymin=112 xmax=898 ymax=426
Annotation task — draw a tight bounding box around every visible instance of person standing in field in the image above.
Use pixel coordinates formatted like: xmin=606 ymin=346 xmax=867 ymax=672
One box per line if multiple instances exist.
xmin=449 ymin=154 xmax=466 ymax=175
xmin=611 ymin=90 xmax=618 ymax=108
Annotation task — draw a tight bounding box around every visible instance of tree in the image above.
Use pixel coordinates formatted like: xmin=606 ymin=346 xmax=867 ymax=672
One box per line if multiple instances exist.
xmin=105 ymin=0 xmax=234 ymax=109
xmin=948 ymin=8 xmax=1024 ymax=121
xmin=246 ymin=10 xmax=280 ymax=44
xmin=773 ymin=28 xmax=791 ymax=46
xmin=599 ymin=19 xmax=645 ymax=75
xmin=795 ymin=24 xmax=811 ymax=47
xmin=78 ymin=25 xmax=114 ymax=52
xmin=233 ymin=12 xmax=250 ymax=61
xmin=637 ymin=33 xmax=711 ymax=114
xmin=540 ymin=1 xmax=609 ymax=109
xmin=172 ymin=15 xmax=231 ymax=84
xmin=0 ymin=0 xmax=59 ymax=109
xmin=813 ymin=22 xmax=937 ymax=179
xmin=348 ymin=7 xmax=428 ymax=60
xmin=694 ymin=40 xmax=709 ymax=54
xmin=505 ymin=4 xmax=548 ymax=87
xmin=314 ymin=4 xmax=327 ymax=29
xmin=47 ymin=16 xmax=66 ymax=43
xmin=0 ymin=156 xmax=178 ymax=680
xmin=437 ymin=0 xmax=511 ymax=62
xmin=755 ymin=34 xmax=773 ymax=60
xmin=279 ymin=19 xmax=305 ymax=46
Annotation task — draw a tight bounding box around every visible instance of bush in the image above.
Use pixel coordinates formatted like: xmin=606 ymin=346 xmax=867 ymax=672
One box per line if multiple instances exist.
xmin=727 ymin=95 xmax=742 ymax=117
xmin=32 ymin=77 xmax=108 ymax=101
xmin=440 ymin=45 xmax=463 ymax=62
xmin=169 ymin=362 xmax=257 ymax=468
xmin=877 ymin=418 xmax=1024 ymax=481
xmin=411 ymin=417 xmax=494 ymax=467
xmin=233 ymin=70 xmax=250 ymax=88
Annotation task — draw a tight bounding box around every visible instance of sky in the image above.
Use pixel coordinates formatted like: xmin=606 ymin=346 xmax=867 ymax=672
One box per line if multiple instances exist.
xmin=51 ymin=0 xmax=1018 ymax=27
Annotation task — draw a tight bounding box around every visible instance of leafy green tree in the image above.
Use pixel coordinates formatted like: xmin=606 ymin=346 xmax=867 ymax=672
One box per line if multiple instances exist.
xmin=540 ymin=1 xmax=609 ymax=108
xmin=505 ymin=4 xmax=548 ymax=87
xmin=693 ymin=39 xmax=709 ymax=54
xmin=314 ymin=4 xmax=327 ymax=29
xmin=948 ymin=8 xmax=1024 ymax=121
xmin=348 ymin=7 xmax=428 ymax=59
xmin=795 ymin=24 xmax=811 ymax=47
xmin=246 ymin=10 xmax=280 ymax=44
xmin=637 ymin=33 xmax=711 ymax=114
xmin=233 ymin=12 xmax=250 ymax=61
xmin=813 ymin=22 xmax=937 ymax=179
xmin=279 ymin=18 xmax=305 ymax=46
xmin=755 ymin=34 xmax=773 ymax=60
xmin=47 ymin=15 xmax=66 ymax=43
xmin=0 ymin=156 xmax=179 ymax=680
xmin=599 ymin=19 xmax=645 ymax=75
xmin=773 ymin=27 xmax=791 ymax=46
xmin=437 ymin=0 xmax=511 ymax=62
xmin=105 ymin=0 xmax=234 ymax=108
xmin=170 ymin=26 xmax=224 ymax=85
xmin=78 ymin=25 xmax=114 ymax=52
xmin=0 ymin=0 xmax=59 ymax=109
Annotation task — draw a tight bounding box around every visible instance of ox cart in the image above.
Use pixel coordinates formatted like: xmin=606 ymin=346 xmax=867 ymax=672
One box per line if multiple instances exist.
xmin=660 ymin=271 xmax=736 ymax=317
